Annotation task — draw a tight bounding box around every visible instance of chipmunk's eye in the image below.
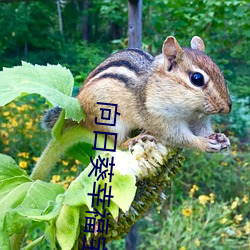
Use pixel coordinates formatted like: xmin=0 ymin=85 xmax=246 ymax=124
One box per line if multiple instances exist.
xmin=190 ymin=72 xmax=204 ymax=87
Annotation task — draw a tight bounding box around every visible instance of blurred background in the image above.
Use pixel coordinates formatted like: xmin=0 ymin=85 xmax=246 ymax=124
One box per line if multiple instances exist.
xmin=0 ymin=0 xmax=249 ymax=249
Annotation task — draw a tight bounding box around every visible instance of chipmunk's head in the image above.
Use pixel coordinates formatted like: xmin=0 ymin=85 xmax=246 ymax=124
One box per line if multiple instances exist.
xmin=158 ymin=36 xmax=232 ymax=115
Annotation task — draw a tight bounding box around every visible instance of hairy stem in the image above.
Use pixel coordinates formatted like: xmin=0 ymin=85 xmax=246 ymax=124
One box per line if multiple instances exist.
xmin=30 ymin=125 xmax=113 ymax=181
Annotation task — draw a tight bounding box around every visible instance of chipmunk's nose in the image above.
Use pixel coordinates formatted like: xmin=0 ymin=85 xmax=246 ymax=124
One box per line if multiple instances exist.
xmin=219 ymin=101 xmax=232 ymax=114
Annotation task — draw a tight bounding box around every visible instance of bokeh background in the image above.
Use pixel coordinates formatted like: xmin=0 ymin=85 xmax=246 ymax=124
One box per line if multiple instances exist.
xmin=0 ymin=1 xmax=249 ymax=249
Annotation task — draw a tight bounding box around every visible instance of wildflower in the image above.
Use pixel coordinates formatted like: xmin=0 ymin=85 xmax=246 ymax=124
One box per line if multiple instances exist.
xmin=0 ymin=130 xmax=8 ymax=138
xmin=179 ymin=247 xmax=186 ymax=250
xmin=71 ymin=165 xmax=77 ymax=172
xmin=18 ymin=152 xmax=30 ymax=159
xmin=26 ymin=121 xmax=33 ymax=129
xmin=209 ymin=193 xmax=215 ymax=204
xmin=51 ymin=175 xmax=61 ymax=183
xmin=220 ymin=217 xmax=228 ymax=224
xmin=32 ymin=157 xmax=39 ymax=162
xmin=189 ymin=184 xmax=199 ymax=198
xmin=3 ymin=111 xmax=9 ymax=116
xmin=66 ymin=176 xmax=75 ymax=182
xmin=19 ymin=161 xmax=28 ymax=169
xmin=75 ymin=159 xmax=81 ymax=165
xmin=236 ymin=229 xmax=243 ymax=237
xmin=182 ymin=207 xmax=192 ymax=217
xmin=243 ymin=195 xmax=248 ymax=204
xmin=221 ymin=232 xmax=227 ymax=239
xmin=194 ymin=238 xmax=201 ymax=247
xmin=232 ymin=150 xmax=237 ymax=156
xmin=11 ymin=119 xmax=18 ymax=127
xmin=198 ymin=195 xmax=210 ymax=206
xmin=244 ymin=221 xmax=250 ymax=234
xmin=234 ymin=214 xmax=243 ymax=224
xmin=63 ymin=182 xmax=69 ymax=189
xmin=62 ymin=160 xmax=69 ymax=166
xmin=9 ymin=102 xmax=16 ymax=108
xmin=221 ymin=162 xmax=228 ymax=167
xmin=231 ymin=197 xmax=240 ymax=209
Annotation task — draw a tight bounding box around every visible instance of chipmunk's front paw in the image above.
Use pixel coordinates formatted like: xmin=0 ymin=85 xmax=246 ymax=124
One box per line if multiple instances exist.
xmin=206 ymin=133 xmax=230 ymax=152
xmin=129 ymin=134 xmax=156 ymax=152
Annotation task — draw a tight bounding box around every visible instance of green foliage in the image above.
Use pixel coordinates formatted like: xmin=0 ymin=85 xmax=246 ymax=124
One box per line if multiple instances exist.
xmin=0 ymin=1 xmax=249 ymax=249
xmin=0 ymin=62 xmax=84 ymax=121
xmin=138 ymin=197 xmax=249 ymax=249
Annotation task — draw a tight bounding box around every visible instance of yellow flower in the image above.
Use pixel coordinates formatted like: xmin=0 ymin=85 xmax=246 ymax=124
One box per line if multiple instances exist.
xmin=179 ymin=247 xmax=186 ymax=250
xmin=75 ymin=159 xmax=81 ymax=165
xmin=3 ymin=111 xmax=9 ymax=116
xmin=19 ymin=161 xmax=28 ymax=169
xmin=32 ymin=157 xmax=39 ymax=162
xmin=189 ymin=184 xmax=199 ymax=197
xmin=63 ymin=182 xmax=69 ymax=189
xmin=221 ymin=232 xmax=227 ymax=238
xmin=231 ymin=198 xmax=240 ymax=209
xmin=244 ymin=221 xmax=250 ymax=234
xmin=236 ymin=229 xmax=243 ymax=237
xmin=220 ymin=217 xmax=228 ymax=224
xmin=209 ymin=193 xmax=215 ymax=204
xmin=62 ymin=160 xmax=69 ymax=166
xmin=70 ymin=165 xmax=77 ymax=172
xmin=232 ymin=150 xmax=237 ymax=156
xmin=9 ymin=102 xmax=16 ymax=108
xmin=51 ymin=175 xmax=61 ymax=183
xmin=11 ymin=119 xmax=18 ymax=127
xmin=182 ymin=207 xmax=192 ymax=217
xmin=221 ymin=162 xmax=228 ymax=167
xmin=194 ymin=238 xmax=201 ymax=247
xmin=198 ymin=195 xmax=210 ymax=206
xmin=0 ymin=130 xmax=8 ymax=138
xmin=66 ymin=176 xmax=75 ymax=182
xmin=243 ymin=195 xmax=248 ymax=204
xmin=18 ymin=152 xmax=30 ymax=159
xmin=234 ymin=214 xmax=243 ymax=224
xmin=26 ymin=121 xmax=33 ymax=129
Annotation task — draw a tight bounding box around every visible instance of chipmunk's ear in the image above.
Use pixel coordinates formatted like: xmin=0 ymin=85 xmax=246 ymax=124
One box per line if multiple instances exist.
xmin=162 ymin=36 xmax=184 ymax=63
xmin=191 ymin=36 xmax=205 ymax=52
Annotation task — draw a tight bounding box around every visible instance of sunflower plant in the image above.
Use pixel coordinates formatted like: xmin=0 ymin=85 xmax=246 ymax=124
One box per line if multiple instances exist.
xmin=0 ymin=62 xmax=182 ymax=249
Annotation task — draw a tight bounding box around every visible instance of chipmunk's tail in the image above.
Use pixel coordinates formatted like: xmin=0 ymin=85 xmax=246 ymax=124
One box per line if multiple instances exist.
xmin=41 ymin=106 xmax=62 ymax=130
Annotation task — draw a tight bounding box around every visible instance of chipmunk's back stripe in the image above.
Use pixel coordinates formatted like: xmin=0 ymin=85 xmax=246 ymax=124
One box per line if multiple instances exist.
xmin=91 ymin=60 xmax=140 ymax=79
xmin=127 ymin=48 xmax=154 ymax=62
xmin=96 ymin=73 xmax=130 ymax=85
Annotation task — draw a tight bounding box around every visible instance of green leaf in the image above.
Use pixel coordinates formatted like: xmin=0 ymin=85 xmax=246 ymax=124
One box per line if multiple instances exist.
xmin=64 ymin=165 xmax=98 ymax=208
xmin=0 ymin=62 xmax=85 ymax=122
xmin=0 ymin=176 xmax=31 ymax=201
xmin=20 ymin=181 xmax=64 ymax=212
xmin=66 ymin=142 xmax=96 ymax=166
xmin=101 ymin=169 xmax=136 ymax=213
xmin=21 ymin=235 xmax=45 ymax=250
xmin=0 ymin=154 xmax=30 ymax=181
xmin=56 ymin=205 xmax=80 ymax=250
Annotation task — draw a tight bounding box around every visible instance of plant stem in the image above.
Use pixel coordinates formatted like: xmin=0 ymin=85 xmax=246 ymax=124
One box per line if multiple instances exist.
xmin=30 ymin=125 xmax=113 ymax=181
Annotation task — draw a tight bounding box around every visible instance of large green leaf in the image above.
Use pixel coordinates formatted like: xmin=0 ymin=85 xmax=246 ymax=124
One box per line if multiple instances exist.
xmin=0 ymin=62 xmax=85 ymax=121
xmin=0 ymin=154 xmax=65 ymax=246
xmin=0 ymin=154 xmax=30 ymax=181
xmin=66 ymin=142 xmax=96 ymax=166
xmin=56 ymin=205 xmax=80 ymax=250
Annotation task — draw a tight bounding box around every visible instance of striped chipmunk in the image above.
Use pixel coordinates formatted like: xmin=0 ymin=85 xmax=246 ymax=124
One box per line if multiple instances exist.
xmin=43 ymin=36 xmax=232 ymax=153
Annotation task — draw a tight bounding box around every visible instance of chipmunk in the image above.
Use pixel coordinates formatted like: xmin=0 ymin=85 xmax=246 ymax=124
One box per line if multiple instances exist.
xmin=43 ymin=36 xmax=232 ymax=153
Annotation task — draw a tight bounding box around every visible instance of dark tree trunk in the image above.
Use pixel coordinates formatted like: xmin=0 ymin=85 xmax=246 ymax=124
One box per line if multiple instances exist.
xmin=125 ymin=223 xmax=137 ymax=250
xmin=57 ymin=0 xmax=64 ymax=36
xmin=82 ymin=0 xmax=89 ymax=41
xmin=128 ymin=0 xmax=142 ymax=48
